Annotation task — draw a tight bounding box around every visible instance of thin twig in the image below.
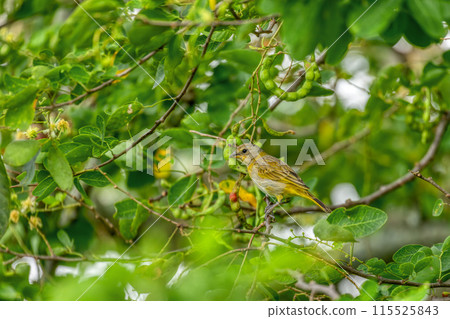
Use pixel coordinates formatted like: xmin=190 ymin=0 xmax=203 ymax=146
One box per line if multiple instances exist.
xmin=137 ymin=15 xmax=278 ymax=28
xmin=190 ymin=130 xmax=226 ymax=140
xmin=410 ymin=171 xmax=450 ymax=198
xmin=289 ymin=271 xmax=340 ymax=300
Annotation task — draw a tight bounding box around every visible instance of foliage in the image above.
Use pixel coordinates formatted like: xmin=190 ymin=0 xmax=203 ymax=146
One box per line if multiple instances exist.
xmin=0 ymin=0 xmax=449 ymax=301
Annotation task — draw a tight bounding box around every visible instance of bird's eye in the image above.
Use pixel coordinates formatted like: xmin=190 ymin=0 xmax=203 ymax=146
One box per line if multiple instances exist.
xmin=242 ymin=149 xmax=247 ymax=154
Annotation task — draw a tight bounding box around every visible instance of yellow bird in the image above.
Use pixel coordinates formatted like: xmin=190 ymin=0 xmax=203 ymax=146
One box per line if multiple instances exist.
xmin=231 ymin=143 xmax=331 ymax=213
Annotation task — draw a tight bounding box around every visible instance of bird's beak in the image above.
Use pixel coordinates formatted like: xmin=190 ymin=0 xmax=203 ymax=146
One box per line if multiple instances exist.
xmin=230 ymin=151 xmax=237 ymax=158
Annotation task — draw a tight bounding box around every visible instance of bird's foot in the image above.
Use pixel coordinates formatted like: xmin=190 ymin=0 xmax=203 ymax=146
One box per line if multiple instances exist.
xmin=263 ymin=202 xmax=278 ymax=234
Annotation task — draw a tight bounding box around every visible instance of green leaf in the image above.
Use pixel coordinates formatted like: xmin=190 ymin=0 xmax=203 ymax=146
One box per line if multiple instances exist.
xmin=2 ymin=74 xmax=29 ymax=94
xmin=393 ymin=244 xmax=423 ymax=263
xmin=441 ymin=250 xmax=450 ymax=272
xmin=73 ymin=178 xmax=91 ymax=203
xmin=358 ymin=257 xmax=386 ymax=275
xmin=381 ymin=13 xmax=406 ymax=45
xmin=43 ymin=145 xmax=73 ymax=191
xmin=57 ymin=230 xmax=73 ymax=249
xmin=128 ymin=9 xmax=174 ymax=49
xmin=392 ymin=284 xmax=429 ymax=301
xmin=153 ymin=60 xmax=165 ymax=89
xmin=78 ymin=126 xmax=102 ymax=139
xmin=407 ymin=0 xmax=445 ymax=39
xmin=326 ymin=206 xmax=387 ymax=238
xmin=403 ymin=13 xmax=434 ymax=47
xmin=348 ymin=0 xmax=403 ymax=38
xmin=3 ymin=85 xmax=39 ymax=130
xmin=313 ymin=219 xmax=356 ymax=242
xmin=106 ymin=101 xmax=143 ymax=130
xmin=59 ymin=143 xmax=91 ymax=164
xmin=69 ymin=65 xmax=90 ymax=84
xmin=421 ymin=63 xmax=447 ymax=87
xmin=282 ymin=0 xmax=324 ymax=61
xmin=161 ymin=128 xmax=193 ymax=148
xmin=399 ymin=262 xmax=415 ymax=277
xmin=325 ymin=31 xmax=352 ymax=65
xmin=114 ymin=199 xmax=148 ymax=240
xmin=442 ymin=236 xmax=450 ymax=252
xmin=414 ymin=256 xmax=433 ymax=273
xmin=258 ymin=0 xmax=324 ymax=61
xmin=168 ymin=175 xmax=198 ymax=206
xmin=355 ymin=280 xmax=379 ymax=301
xmin=219 ymin=49 xmax=262 ymax=74
xmin=58 ymin=0 xmax=121 ymax=52
xmin=0 ymin=157 xmax=11 ymax=238
xmin=3 ymin=140 xmax=40 ymax=167
xmin=164 ymin=34 xmax=184 ymax=80
xmin=32 ymin=173 xmax=57 ymax=201
xmin=79 ymin=171 xmax=110 ymax=187
xmin=181 ymin=112 xmax=210 ymax=130
xmin=308 ymin=82 xmax=334 ymax=97
xmin=432 ymin=199 xmax=444 ymax=217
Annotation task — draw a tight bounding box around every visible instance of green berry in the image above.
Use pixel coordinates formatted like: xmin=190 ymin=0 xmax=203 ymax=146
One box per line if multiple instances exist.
xmin=297 ymin=88 xmax=309 ymax=98
xmin=305 ymin=69 xmax=315 ymax=81
xmin=302 ymin=81 xmax=312 ymax=92
xmin=260 ymin=69 xmax=270 ymax=82
xmin=314 ymin=70 xmax=321 ymax=81
xmin=264 ymin=79 xmax=276 ymax=91
xmin=273 ymin=87 xmax=284 ymax=97
xmin=286 ymin=92 xmax=298 ymax=101
xmin=269 ymin=67 xmax=278 ymax=77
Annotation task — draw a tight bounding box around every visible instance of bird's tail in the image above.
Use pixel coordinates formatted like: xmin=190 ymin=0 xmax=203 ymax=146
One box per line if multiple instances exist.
xmin=301 ymin=191 xmax=331 ymax=213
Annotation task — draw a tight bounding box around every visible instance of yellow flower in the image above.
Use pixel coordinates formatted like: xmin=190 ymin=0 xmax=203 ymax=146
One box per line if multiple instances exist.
xmin=231 ymin=143 xmax=331 ymax=213
xmin=26 ymin=126 xmax=39 ymax=139
xmin=10 ymin=209 xmax=20 ymax=223
xmin=21 ymin=197 xmax=35 ymax=212
xmin=29 ymin=216 xmax=42 ymax=230
xmin=57 ymin=119 xmax=70 ymax=132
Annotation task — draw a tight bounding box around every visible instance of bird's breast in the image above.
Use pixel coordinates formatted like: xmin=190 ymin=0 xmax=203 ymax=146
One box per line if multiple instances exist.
xmin=248 ymin=165 xmax=286 ymax=196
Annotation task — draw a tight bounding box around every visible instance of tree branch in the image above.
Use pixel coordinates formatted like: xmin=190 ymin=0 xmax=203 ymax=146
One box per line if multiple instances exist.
xmin=338 ymin=263 xmax=450 ymax=288
xmin=137 ymin=15 xmax=278 ymax=28
xmin=410 ymin=171 xmax=450 ymax=198
xmin=290 ymin=112 xmax=449 ymax=213
xmin=289 ymin=271 xmax=340 ymax=300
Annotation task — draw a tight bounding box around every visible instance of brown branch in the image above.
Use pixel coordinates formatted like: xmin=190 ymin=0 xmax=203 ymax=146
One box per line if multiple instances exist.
xmin=189 ymin=130 xmax=226 ymax=140
xmin=290 ymin=112 xmax=449 ymax=213
xmin=338 ymin=263 xmax=450 ymax=288
xmin=43 ymin=47 xmax=164 ymax=110
xmin=0 ymin=246 xmax=85 ymax=262
xmin=137 ymin=15 xmax=278 ymax=28
xmin=410 ymin=171 xmax=450 ymax=198
xmin=289 ymin=271 xmax=340 ymax=300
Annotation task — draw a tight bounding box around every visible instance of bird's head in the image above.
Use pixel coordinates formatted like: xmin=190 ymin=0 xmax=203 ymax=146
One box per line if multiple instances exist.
xmin=230 ymin=143 xmax=263 ymax=166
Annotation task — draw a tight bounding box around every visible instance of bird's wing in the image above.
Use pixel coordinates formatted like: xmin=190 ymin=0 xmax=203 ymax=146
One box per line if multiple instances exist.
xmin=255 ymin=155 xmax=309 ymax=190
